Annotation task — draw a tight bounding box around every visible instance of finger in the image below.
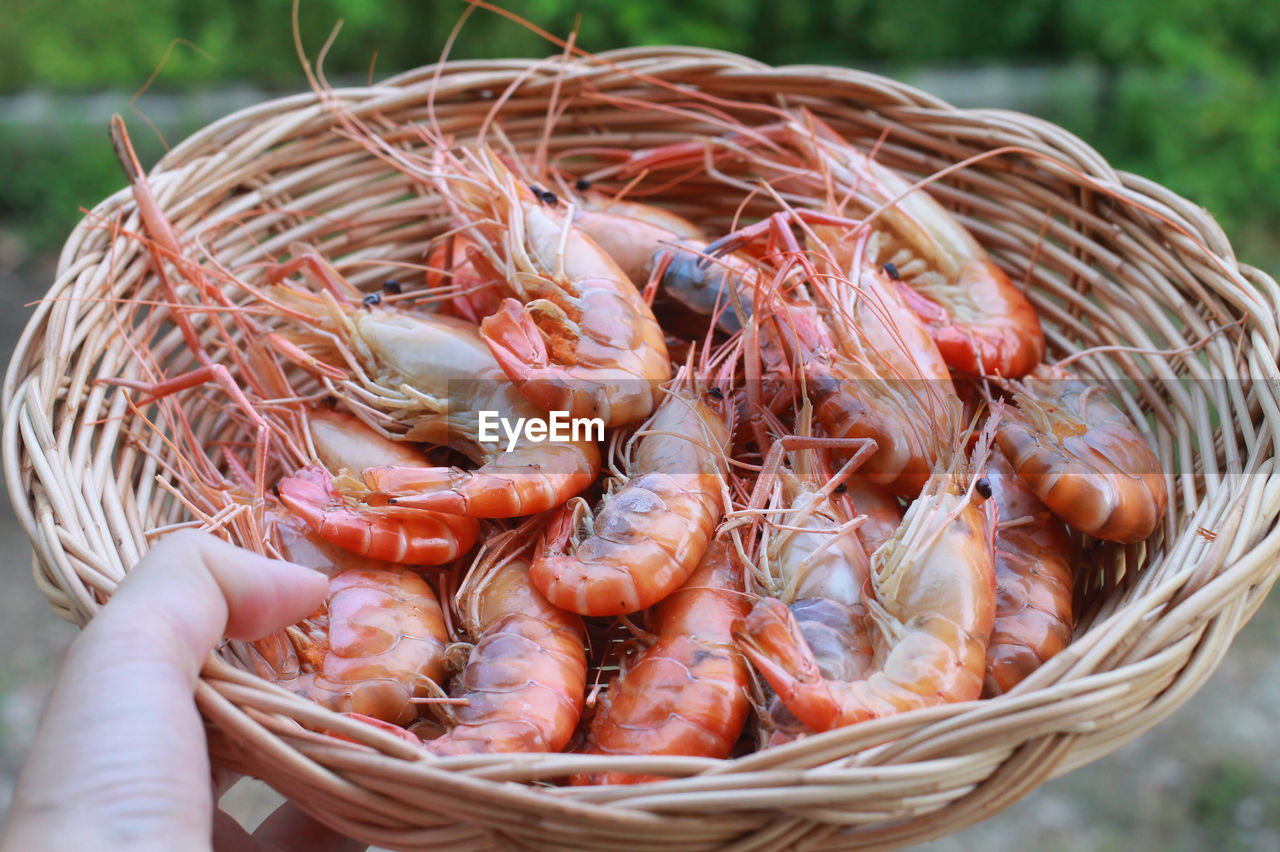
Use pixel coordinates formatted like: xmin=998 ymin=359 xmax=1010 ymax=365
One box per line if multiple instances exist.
xmin=2 ymin=531 xmax=328 ymax=852
xmin=105 ymin=529 xmax=330 ymax=668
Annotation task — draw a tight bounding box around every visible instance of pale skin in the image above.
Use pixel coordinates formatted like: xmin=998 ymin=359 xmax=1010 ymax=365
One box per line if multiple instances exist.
xmin=0 ymin=531 xmax=366 ymax=852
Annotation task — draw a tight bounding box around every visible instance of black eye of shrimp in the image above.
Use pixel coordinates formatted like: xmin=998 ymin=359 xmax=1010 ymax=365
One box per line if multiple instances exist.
xmin=362 ymin=292 xmax=382 ymax=307
xmin=530 ymin=185 xmax=559 ymax=206
xmin=708 ymin=386 xmax=724 ymax=400
xmin=882 ymin=262 xmax=900 ymax=280
xmin=575 ymin=177 xmax=592 ymax=192
xmin=382 ymin=279 xmax=402 ymax=294
xmin=975 ymin=477 xmax=992 ymax=499
xmin=833 ymin=483 xmax=847 ymax=494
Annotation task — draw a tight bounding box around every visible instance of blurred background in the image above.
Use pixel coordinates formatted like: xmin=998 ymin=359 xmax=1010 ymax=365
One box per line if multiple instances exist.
xmin=2 ymin=1 xmax=1279 ymax=848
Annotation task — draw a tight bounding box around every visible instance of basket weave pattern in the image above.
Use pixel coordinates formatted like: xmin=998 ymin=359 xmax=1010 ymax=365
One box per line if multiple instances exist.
xmin=6 ymin=48 xmax=1280 ymax=849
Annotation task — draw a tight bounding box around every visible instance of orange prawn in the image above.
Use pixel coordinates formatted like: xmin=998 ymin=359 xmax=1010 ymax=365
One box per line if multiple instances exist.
xmin=530 ymin=363 xmax=732 ymax=616
xmin=732 ymin=413 xmax=880 ymax=746
xmin=259 ymin=253 xmax=601 ymax=518
xmin=767 ymin=113 xmax=1045 ymax=378
xmin=263 ymin=402 xmax=479 ymax=567
xmin=114 ymin=363 xmax=453 ymax=729
xmin=100 ymin=127 xmax=480 ymax=567
xmin=422 ymin=533 xmax=587 ymax=756
xmin=740 ymin=221 xmax=957 ymax=494
xmin=738 ymin=412 xmax=879 ymax=662
xmin=984 ymin=446 xmax=1076 ymax=696
xmin=574 ymin=541 xmax=751 ymax=784
xmin=434 ymin=146 xmax=671 ymax=427
xmin=734 ymin=413 xmax=997 ymax=732
xmin=624 ymin=112 xmax=1045 ymax=377
xmin=276 ymin=466 xmax=478 ymax=566
xmin=996 ymin=363 xmax=1168 ymax=542
xmin=231 ymin=499 xmax=450 ymax=727
xmin=250 ymin=558 xmax=450 ymax=726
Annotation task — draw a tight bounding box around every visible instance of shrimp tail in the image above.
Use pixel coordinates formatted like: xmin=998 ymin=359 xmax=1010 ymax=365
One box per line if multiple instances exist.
xmin=733 ymin=598 xmax=841 ymax=732
xmin=277 ymin=466 xmax=478 ymax=566
xmin=480 ymin=298 xmax=551 ymax=377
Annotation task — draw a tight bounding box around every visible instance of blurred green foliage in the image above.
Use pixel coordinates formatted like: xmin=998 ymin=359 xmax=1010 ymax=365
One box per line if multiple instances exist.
xmin=1 ymin=0 xmax=1277 ymax=265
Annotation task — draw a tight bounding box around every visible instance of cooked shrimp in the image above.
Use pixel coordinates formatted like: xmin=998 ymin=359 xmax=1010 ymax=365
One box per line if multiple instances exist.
xmin=736 ymin=418 xmax=879 ymax=746
xmin=734 ymin=419 xmax=997 ymax=732
xmin=276 ymin=465 xmax=479 ymax=566
xmin=531 ymin=364 xmax=732 ymax=616
xmin=252 ymin=561 xmax=450 ymax=726
xmin=574 ymin=541 xmax=751 ymax=784
xmin=624 ymin=112 xmax=1046 ymax=376
xmin=746 ymin=225 xmax=957 ymax=494
xmin=240 ymin=510 xmax=450 ymax=727
xmin=774 ymin=114 xmax=1044 ymax=377
xmin=262 ymin=403 xmax=478 ymax=566
xmin=423 ymin=538 xmax=587 ymax=756
xmin=996 ymin=363 xmax=1168 ymax=542
xmin=434 ymin=146 xmax=671 ymax=426
xmin=261 ymin=254 xmax=601 ymax=517
xmin=129 ymin=392 xmax=452 ymax=729
xmin=984 ymin=446 xmax=1076 ymax=696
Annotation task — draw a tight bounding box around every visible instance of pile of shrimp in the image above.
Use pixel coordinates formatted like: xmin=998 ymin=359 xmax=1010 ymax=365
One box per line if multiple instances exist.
xmin=100 ymin=90 xmax=1169 ymax=783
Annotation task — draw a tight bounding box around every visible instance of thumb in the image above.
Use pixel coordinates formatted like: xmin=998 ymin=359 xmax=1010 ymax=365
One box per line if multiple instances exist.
xmin=2 ymin=530 xmax=328 ymax=852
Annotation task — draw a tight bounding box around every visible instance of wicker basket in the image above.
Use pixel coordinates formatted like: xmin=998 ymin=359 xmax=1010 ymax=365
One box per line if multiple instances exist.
xmin=6 ymin=47 xmax=1280 ymax=850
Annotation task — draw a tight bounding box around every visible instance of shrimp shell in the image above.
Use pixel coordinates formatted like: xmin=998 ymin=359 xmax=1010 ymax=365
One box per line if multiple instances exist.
xmin=276 ymin=465 xmax=479 ymax=567
xmin=424 ymin=554 xmax=587 ymax=756
xmin=984 ymin=447 xmax=1076 ymax=696
xmin=574 ymin=541 xmax=751 ymax=784
xmin=254 ymin=565 xmax=450 ymax=726
xmin=735 ymin=430 xmax=997 ymax=732
xmin=438 ymin=146 xmax=672 ymax=427
xmin=530 ymin=369 xmax=732 ymax=616
xmin=997 ymin=363 xmax=1168 ymax=542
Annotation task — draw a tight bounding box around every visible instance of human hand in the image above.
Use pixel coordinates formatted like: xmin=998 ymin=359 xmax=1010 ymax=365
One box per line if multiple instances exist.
xmin=1 ymin=530 xmax=365 ymax=852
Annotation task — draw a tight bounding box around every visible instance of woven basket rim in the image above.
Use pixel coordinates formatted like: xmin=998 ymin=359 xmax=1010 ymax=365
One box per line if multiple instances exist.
xmin=6 ymin=45 xmax=1280 ymax=850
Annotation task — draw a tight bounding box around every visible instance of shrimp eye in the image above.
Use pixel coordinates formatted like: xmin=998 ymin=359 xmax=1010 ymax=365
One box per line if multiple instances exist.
xmin=708 ymin=386 xmax=724 ymax=399
xmin=362 ymin=292 xmax=382 ymax=307
xmin=975 ymin=477 xmax=992 ymax=499
xmin=833 ymin=482 xmax=847 ymax=494
xmin=575 ymin=177 xmax=592 ymax=192
xmin=882 ymin=262 xmax=900 ymax=280
xmin=530 ymin=185 xmax=559 ymax=206
xmin=382 ymin=279 xmax=402 ymax=294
